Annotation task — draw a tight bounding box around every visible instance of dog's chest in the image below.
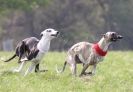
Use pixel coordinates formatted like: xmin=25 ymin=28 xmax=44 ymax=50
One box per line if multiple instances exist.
xmin=37 ymin=39 xmax=50 ymax=53
xmin=89 ymin=55 xmax=103 ymax=65
xmin=35 ymin=51 xmax=45 ymax=60
xmin=78 ymin=49 xmax=104 ymax=65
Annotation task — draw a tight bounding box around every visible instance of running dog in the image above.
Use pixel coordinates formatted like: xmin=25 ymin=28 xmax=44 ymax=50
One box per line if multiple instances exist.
xmin=4 ymin=28 xmax=59 ymax=76
xmin=56 ymin=32 xmax=123 ymax=76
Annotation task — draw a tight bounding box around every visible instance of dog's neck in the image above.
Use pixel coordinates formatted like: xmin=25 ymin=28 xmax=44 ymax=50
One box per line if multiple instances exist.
xmin=98 ymin=37 xmax=111 ymax=52
xmin=37 ymin=37 xmax=51 ymax=53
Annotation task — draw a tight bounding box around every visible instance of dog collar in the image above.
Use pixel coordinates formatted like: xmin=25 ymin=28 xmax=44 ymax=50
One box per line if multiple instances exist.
xmin=93 ymin=43 xmax=107 ymax=56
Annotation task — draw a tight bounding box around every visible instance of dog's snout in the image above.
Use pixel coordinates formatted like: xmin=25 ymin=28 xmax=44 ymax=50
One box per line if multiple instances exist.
xmin=117 ymin=35 xmax=123 ymax=39
xmin=56 ymin=31 xmax=60 ymax=36
xmin=57 ymin=31 xmax=59 ymax=34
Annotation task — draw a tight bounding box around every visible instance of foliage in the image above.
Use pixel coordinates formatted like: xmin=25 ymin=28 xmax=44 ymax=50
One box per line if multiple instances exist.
xmin=0 ymin=0 xmax=49 ymax=11
xmin=0 ymin=0 xmax=132 ymax=50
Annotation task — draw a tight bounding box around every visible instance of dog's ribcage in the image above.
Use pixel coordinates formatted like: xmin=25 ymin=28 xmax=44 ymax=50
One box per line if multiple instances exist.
xmin=68 ymin=42 xmax=103 ymax=64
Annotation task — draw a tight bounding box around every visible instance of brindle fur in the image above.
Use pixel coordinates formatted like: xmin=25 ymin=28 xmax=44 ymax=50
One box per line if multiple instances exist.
xmin=56 ymin=32 xmax=123 ymax=76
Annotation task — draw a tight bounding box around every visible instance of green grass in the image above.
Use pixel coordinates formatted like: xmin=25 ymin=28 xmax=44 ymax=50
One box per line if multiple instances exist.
xmin=0 ymin=51 xmax=133 ymax=92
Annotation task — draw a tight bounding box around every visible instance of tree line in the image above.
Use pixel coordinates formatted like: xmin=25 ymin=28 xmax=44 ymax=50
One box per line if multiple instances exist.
xmin=0 ymin=0 xmax=132 ymax=51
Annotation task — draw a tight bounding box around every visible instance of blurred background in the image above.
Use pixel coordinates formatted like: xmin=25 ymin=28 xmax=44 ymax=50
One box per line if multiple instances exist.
xmin=0 ymin=0 xmax=132 ymax=51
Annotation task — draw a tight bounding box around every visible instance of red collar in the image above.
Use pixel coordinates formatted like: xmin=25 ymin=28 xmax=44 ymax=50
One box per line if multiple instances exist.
xmin=93 ymin=43 xmax=107 ymax=56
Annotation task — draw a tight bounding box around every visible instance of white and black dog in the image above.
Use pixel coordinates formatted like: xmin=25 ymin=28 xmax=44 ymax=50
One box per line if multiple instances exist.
xmin=4 ymin=28 xmax=59 ymax=76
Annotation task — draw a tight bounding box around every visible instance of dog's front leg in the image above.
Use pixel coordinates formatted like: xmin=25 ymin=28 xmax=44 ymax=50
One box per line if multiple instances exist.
xmin=86 ymin=64 xmax=97 ymax=75
xmin=70 ymin=63 xmax=77 ymax=76
xmin=35 ymin=63 xmax=39 ymax=72
xmin=24 ymin=63 xmax=35 ymax=76
xmin=79 ymin=63 xmax=89 ymax=76
xmin=91 ymin=64 xmax=97 ymax=75
xmin=79 ymin=56 xmax=92 ymax=76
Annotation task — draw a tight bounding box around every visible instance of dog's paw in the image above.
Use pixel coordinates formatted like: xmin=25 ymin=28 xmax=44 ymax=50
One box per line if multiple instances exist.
xmin=79 ymin=74 xmax=84 ymax=77
xmin=39 ymin=69 xmax=48 ymax=72
xmin=87 ymin=72 xmax=92 ymax=75
xmin=12 ymin=69 xmax=20 ymax=73
xmin=83 ymin=72 xmax=95 ymax=76
xmin=86 ymin=72 xmax=96 ymax=76
xmin=79 ymin=72 xmax=89 ymax=77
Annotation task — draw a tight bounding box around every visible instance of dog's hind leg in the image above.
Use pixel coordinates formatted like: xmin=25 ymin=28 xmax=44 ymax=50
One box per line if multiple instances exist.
xmin=18 ymin=54 xmax=23 ymax=63
xmin=70 ymin=63 xmax=77 ymax=76
xmin=13 ymin=61 xmax=26 ymax=73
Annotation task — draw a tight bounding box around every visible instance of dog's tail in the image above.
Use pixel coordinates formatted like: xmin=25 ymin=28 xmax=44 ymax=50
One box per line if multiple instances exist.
xmin=3 ymin=54 xmax=16 ymax=62
xmin=56 ymin=61 xmax=67 ymax=73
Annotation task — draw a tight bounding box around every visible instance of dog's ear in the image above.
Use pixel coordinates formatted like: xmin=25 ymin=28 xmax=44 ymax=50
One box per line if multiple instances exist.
xmin=40 ymin=33 xmax=43 ymax=37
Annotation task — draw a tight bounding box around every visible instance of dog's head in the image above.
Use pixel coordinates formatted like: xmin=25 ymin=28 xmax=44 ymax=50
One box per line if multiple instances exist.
xmin=103 ymin=32 xmax=123 ymax=42
xmin=40 ymin=28 xmax=59 ymax=40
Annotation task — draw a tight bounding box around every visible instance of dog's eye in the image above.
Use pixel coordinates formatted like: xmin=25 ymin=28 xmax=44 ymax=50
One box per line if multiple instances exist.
xmin=112 ymin=33 xmax=116 ymax=36
xmin=112 ymin=33 xmax=114 ymax=35
xmin=47 ymin=30 xmax=51 ymax=32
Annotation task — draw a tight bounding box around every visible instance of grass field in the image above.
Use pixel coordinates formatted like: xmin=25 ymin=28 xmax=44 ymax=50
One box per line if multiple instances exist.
xmin=0 ymin=51 xmax=133 ymax=92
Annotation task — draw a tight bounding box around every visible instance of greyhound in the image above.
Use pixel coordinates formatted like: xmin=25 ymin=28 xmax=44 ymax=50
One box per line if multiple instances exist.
xmin=4 ymin=28 xmax=59 ymax=76
xmin=56 ymin=32 xmax=123 ymax=76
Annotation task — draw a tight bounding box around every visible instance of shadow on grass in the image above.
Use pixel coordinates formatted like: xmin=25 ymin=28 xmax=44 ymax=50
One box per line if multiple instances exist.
xmin=0 ymin=70 xmax=14 ymax=76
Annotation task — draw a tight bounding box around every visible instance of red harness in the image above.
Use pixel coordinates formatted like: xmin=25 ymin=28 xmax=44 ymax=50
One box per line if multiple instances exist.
xmin=93 ymin=43 xmax=107 ymax=56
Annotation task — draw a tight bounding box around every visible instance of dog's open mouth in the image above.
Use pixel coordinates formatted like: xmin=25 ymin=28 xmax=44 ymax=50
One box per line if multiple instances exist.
xmin=110 ymin=35 xmax=123 ymax=42
xmin=51 ymin=32 xmax=59 ymax=37
xmin=111 ymin=38 xmax=117 ymax=42
xmin=117 ymin=35 xmax=123 ymax=39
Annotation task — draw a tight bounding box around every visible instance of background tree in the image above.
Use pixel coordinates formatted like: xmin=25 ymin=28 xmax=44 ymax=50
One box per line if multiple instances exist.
xmin=0 ymin=0 xmax=132 ymax=51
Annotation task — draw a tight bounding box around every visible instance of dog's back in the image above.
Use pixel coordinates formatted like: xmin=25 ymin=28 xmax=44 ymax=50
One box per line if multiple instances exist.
xmin=15 ymin=37 xmax=39 ymax=56
xmin=23 ymin=37 xmax=39 ymax=50
xmin=68 ymin=42 xmax=92 ymax=55
xmin=4 ymin=37 xmax=39 ymax=62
